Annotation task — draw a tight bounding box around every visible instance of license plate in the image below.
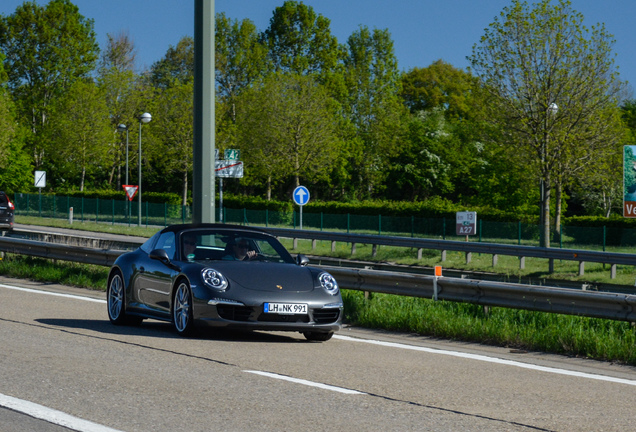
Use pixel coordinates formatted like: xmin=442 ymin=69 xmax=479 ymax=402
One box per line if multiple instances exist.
xmin=264 ymin=303 xmax=307 ymax=314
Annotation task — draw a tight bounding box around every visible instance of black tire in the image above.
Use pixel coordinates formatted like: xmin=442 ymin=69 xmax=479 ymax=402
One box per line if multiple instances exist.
xmin=303 ymin=331 xmax=334 ymax=342
xmin=173 ymin=280 xmax=195 ymax=336
xmin=107 ymin=270 xmax=143 ymax=325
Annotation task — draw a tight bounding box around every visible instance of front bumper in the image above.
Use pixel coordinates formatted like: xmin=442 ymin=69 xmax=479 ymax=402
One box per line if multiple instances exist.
xmin=194 ymin=298 xmax=343 ymax=333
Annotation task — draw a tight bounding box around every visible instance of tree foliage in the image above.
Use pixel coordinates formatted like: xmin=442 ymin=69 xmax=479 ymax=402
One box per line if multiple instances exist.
xmin=0 ymin=0 xmax=99 ymax=167
xmin=236 ymin=73 xmax=340 ymax=199
xmin=343 ymin=26 xmax=406 ymax=198
xmin=46 ymin=80 xmax=111 ymax=191
xmin=149 ymin=36 xmax=194 ymax=88
xmin=468 ymin=0 xmax=627 ymax=244
xmin=0 ymin=0 xmax=633 ymax=223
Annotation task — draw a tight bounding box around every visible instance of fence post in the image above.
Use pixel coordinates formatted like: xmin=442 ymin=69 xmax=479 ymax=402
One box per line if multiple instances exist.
xmin=442 ymin=218 xmax=446 ymax=240
xmin=96 ymin=198 xmax=99 ymax=223
xmin=479 ymin=219 xmax=482 ymax=242
xmin=146 ymin=202 xmax=149 ymax=227
xmin=266 ymin=209 xmax=269 ymax=227
xmin=347 ymin=213 xmax=350 ymax=234
xmin=165 ymin=203 xmax=168 ymax=227
xmin=379 ymin=214 xmax=382 ymax=235
xmin=321 ymin=212 xmax=323 ymax=231
xmin=603 ymin=226 xmax=606 ymax=252
xmin=112 ymin=199 xmax=115 ymax=225
xmin=81 ymin=197 xmax=84 ymax=222
xmin=411 ymin=216 xmax=414 ymax=238
xmin=518 ymin=221 xmax=521 ymax=245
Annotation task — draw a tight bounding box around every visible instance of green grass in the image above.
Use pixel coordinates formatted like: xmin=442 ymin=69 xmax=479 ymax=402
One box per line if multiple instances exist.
xmin=342 ymin=290 xmax=636 ymax=364
xmin=9 ymin=215 xmax=636 ymax=365
xmin=0 ymin=254 xmax=108 ymax=290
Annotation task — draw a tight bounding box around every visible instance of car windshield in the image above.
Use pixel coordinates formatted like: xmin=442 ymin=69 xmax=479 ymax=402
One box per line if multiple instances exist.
xmin=178 ymin=229 xmax=295 ymax=264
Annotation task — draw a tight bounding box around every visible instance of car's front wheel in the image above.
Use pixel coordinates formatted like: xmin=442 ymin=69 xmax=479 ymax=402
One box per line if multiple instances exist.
xmin=173 ymin=280 xmax=195 ymax=336
xmin=303 ymin=331 xmax=334 ymax=342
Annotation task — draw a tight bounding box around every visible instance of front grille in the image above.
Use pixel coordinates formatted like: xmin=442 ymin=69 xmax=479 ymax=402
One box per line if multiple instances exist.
xmin=216 ymin=305 xmax=253 ymax=321
xmin=312 ymin=309 xmax=340 ymax=324
xmin=257 ymin=313 xmax=310 ymax=323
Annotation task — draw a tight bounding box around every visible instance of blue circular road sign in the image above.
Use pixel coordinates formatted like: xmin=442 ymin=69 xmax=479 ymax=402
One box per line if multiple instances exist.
xmin=293 ymin=186 xmax=310 ymax=206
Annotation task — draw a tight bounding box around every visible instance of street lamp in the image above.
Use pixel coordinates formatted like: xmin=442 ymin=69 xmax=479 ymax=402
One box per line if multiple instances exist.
xmin=138 ymin=113 xmax=152 ymax=226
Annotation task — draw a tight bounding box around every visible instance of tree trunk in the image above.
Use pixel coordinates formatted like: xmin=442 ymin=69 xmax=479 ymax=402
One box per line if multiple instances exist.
xmin=182 ymin=168 xmax=188 ymax=207
xmin=554 ymin=182 xmax=562 ymax=245
xmin=266 ymin=176 xmax=272 ymax=201
xmin=542 ymin=173 xmax=551 ymax=248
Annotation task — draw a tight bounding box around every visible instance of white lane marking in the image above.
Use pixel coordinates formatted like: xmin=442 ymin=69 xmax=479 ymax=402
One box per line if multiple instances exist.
xmin=0 ymin=284 xmax=105 ymax=303
xmin=4 ymin=283 xmax=634 ymax=387
xmin=244 ymin=370 xmax=365 ymax=395
xmin=0 ymin=393 xmax=123 ymax=432
xmin=334 ymin=334 xmax=636 ymax=387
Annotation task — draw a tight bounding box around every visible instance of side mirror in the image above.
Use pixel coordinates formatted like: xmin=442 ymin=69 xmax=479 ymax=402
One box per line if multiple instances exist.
xmin=150 ymin=248 xmax=171 ymax=263
xmin=149 ymin=249 xmax=180 ymax=271
xmin=296 ymin=254 xmax=310 ymax=266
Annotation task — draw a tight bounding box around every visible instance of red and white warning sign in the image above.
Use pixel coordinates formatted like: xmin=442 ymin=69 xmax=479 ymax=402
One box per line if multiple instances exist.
xmin=122 ymin=185 xmax=139 ymax=201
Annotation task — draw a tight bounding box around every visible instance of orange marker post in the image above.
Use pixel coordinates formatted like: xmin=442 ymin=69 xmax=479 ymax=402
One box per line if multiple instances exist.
xmin=433 ymin=266 xmax=442 ymax=300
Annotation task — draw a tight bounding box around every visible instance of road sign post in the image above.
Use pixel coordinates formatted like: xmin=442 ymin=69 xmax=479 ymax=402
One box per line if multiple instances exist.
xmin=122 ymin=185 xmax=138 ymax=225
xmin=215 ymin=159 xmax=244 ymax=223
xmin=34 ymin=171 xmax=46 ymax=218
xmin=293 ymin=186 xmax=310 ymax=229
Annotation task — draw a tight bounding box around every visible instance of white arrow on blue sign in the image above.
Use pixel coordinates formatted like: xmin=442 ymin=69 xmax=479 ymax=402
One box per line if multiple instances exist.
xmin=293 ymin=186 xmax=310 ymax=206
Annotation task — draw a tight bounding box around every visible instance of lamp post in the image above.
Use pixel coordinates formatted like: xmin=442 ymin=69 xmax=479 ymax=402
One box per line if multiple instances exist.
xmin=138 ymin=113 xmax=152 ymax=226
xmin=540 ymin=102 xmax=558 ymax=247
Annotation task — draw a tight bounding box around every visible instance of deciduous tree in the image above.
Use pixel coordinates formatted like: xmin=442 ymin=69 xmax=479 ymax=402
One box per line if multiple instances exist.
xmin=0 ymin=0 xmax=99 ymax=167
xmin=236 ymin=73 xmax=340 ymax=200
xmin=468 ymin=0 xmax=626 ymax=246
xmin=344 ymin=26 xmax=406 ymax=198
xmin=46 ymin=80 xmax=111 ymax=191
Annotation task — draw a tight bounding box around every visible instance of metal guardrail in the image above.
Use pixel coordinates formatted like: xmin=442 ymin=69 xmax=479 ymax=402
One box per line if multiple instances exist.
xmin=323 ymin=266 xmax=636 ymax=322
xmin=0 ymin=234 xmax=634 ymax=323
xmin=0 ymin=236 xmax=125 ymax=267
xmin=265 ymin=227 xmax=636 ymax=278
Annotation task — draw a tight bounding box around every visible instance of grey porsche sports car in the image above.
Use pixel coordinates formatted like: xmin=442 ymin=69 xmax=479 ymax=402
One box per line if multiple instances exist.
xmin=107 ymin=224 xmax=343 ymax=341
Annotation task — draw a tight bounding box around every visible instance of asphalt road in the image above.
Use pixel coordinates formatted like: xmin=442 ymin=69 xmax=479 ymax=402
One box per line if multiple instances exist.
xmin=1 ymin=276 xmax=636 ymax=431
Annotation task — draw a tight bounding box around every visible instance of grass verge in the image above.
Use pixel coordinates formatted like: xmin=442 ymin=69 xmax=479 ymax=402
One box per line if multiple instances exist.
xmin=342 ymin=290 xmax=636 ymax=365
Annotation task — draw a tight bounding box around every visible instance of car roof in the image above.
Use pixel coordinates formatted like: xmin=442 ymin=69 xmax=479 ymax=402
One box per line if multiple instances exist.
xmin=160 ymin=223 xmax=273 ymax=237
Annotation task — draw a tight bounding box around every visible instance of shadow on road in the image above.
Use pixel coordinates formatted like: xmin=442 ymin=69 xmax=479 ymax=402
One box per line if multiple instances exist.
xmin=34 ymin=318 xmax=303 ymax=343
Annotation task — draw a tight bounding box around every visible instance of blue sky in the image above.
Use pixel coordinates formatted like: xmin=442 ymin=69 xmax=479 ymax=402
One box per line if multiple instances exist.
xmin=2 ymin=0 xmax=636 ymax=93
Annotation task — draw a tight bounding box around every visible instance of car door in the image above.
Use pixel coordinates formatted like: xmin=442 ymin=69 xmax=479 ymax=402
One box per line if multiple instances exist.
xmin=135 ymin=231 xmax=177 ymax=313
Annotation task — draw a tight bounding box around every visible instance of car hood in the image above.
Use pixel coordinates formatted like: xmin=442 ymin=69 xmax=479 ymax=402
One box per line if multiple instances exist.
xmin=210 ymin=261 xmax=316 ymax=293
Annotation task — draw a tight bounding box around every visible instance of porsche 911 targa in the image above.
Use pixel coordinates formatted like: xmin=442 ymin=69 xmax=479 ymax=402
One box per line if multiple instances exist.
xmin=107 ymin=224 xmax=343 ymax=341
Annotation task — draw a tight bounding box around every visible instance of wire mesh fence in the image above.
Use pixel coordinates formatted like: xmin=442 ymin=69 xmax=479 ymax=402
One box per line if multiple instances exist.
xmin=14 ymin=193 xmax=636 ymax=251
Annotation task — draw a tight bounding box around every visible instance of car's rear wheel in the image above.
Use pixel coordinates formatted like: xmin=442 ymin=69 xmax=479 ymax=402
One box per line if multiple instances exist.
xmin=303 ymin=331 xmax=334 ymax=342
xmin=107 ymin=270 xmax=142 ymax=325
xmin=173 ymin=280 xmax=195 ymax=336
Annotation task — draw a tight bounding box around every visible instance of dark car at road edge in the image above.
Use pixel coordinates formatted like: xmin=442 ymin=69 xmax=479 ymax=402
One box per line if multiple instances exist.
xmin=107 ymin=224 xmax=343 ymax=341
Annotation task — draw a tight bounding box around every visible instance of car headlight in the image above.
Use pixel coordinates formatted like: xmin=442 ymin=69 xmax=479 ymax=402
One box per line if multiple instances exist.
xmin=318 ymin=272 xmax=339 ymax=295
xmin=202 ymin=268 xmax=228 ymax=291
